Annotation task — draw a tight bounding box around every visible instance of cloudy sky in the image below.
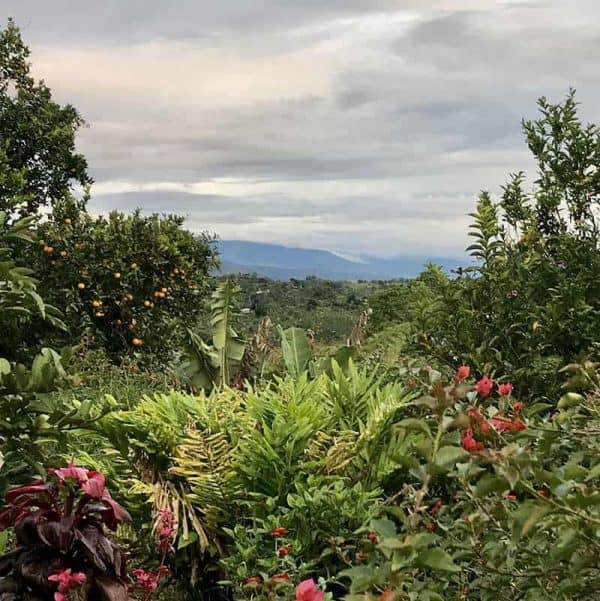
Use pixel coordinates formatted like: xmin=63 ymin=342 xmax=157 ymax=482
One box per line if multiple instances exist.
xmin=3 ymin=1 xmax=600 ymax=257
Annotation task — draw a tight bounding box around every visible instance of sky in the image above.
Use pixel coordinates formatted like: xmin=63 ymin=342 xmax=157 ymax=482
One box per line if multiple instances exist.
xmin=3 ymin=0 xmax=600 ymax=258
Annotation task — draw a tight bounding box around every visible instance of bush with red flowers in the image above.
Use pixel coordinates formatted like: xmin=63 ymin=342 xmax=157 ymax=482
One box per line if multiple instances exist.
xmin=339 ymin=365 xmax=600 ymax=600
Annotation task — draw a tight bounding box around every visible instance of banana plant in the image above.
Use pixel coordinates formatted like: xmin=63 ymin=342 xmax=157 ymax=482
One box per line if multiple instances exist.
xmin=279 ymin=325 xmax=356 ymax=379
xmin=179 ymin=280 xmax=246 ymax=391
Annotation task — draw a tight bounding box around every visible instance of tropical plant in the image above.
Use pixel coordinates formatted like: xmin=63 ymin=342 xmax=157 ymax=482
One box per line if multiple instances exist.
xmin=0 ymin=465 xmax=130 ymax=601
xmin=86 ymin=363 xmax=414 ymax=599
xmin=178 ymin=280 xmax=246 ymax=391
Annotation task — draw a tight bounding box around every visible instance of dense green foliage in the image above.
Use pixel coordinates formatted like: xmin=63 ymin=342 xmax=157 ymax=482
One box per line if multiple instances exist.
xmin=0 ymin=19 xmax=89 ymax=221
xmin=410 ymin=92 xmax=600 ymax=400
xmin=231 ymin=274 xmax=384 ymax=343
xmin=28 ymin=206 xmax=217 ymax=360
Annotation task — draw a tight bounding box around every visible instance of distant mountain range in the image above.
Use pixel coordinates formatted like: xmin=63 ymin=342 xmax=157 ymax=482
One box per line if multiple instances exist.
xmin=214 ymin=240 xmax=468 ymax=281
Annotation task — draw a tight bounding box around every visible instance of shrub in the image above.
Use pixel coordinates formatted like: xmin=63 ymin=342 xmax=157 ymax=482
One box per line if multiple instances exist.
xmin=414 ymin=91 xmax=600 ymax=400
xmin=340 ymin=366 xmax=600 ymax=600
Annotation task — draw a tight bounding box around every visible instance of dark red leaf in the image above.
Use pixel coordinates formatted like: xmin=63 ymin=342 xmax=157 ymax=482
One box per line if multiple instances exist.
xmin=99 ymin=492 xmax=130 ymax=531
xmin=37 ymin=516 xmax=75 ymax=553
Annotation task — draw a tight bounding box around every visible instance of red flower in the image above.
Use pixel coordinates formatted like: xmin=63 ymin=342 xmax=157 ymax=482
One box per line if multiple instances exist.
xmin=511 ymin=417 xmax=527 ymax=431
xmin=490 ymin=416 xmax=527 ymax=433
xmin=479 ymin=420 xmax=491 ymax=435
xmin=497 ymin=382 xmax=514 ymax=397
xmin=48 ymin=568 xmax=87 ymax=601
xmin=271 ymin=527 xmax=288 ymax=537
xmin=296 ymin=579 xmax=325 ymax=601
xmin=461 ymin=429 xmax=484 ymax=452
xmin=455 ymin=365 xmax=470 ymax=381
xmin=278 ymin=544 xmax=292 ymax=557
xmin=475 ymin=376 xmax=494 ymax=396
xmin=380 ymin=590 xmax=394 ymax=601
xmin=430 ymin=500 xmax=443 ymax=516
xmin=245 ymin=576 xmax=262 ymax=585
xmin=504 ymin=494 xmax=517 ymax=501
xmin=467 ymin=407 xmax=482 ymax=420
xmin=512 ymin=401 xmax=524 ymax=412
xmin=367 ymin=531 xmax=379 ymax=544
xmin=273 ymin=573 xmax=290 ymax=581
xmin=132 ymin=569 xmax=160 ymax=591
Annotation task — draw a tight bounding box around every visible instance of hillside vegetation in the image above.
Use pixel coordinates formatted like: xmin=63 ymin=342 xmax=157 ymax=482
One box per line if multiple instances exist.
xmin=2 ymin=20 xmax=600 ymax=601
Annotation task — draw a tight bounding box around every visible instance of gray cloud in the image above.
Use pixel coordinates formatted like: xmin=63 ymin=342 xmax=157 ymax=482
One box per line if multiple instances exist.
xmin=3 ymin=0 xmax=600 ymax=255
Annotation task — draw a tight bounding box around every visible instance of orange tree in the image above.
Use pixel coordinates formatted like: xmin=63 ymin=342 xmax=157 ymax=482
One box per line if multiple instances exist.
xmin=27 ymin=204 xmax=218 ymax=361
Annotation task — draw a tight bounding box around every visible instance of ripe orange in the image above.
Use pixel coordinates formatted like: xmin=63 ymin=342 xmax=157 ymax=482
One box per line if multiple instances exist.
xmin=130 ymin=262 xmax=138 ymax=269
xmin=64 ymin=218 xmax=72 ymax=225
xmin=132 ymin=337 xmax=143 ymax=347
xmin=91 ymin=300 xmax=102 ymax=308
xmin=60 ymin=250 xmax=68 ymax=257
xmin=77 ymin=283 xmax=85 ymax=290
xmin=114 ymin=272 xmax=121 ymax=279
xmin=95 ymin=312 xmax=104 ymax=318
xmin=43 ymin=245 xmax=54 ymax=254
xmin=144 ymin=300 xmax=151 ymax=307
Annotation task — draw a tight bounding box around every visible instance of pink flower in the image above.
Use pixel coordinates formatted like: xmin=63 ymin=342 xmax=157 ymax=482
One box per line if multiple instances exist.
xmin=512 ymin=401 xmax=524 ymax=412
xmin=132 ymin=568 xmax=160 ymax=591
xmin=455 ymin=365 xmax=470 ymax=381
xmin=475 ymin=376 xmax=494 ymax=397
xmin=157 ymin=509 xmax=176 ymax=553
xmin=497 ymin=382 xmax=514 ymax=397
xmin=296 ymin=579 xmax=325 ymax=601
xmin=48 ymin=568 xmax=87 ymax=600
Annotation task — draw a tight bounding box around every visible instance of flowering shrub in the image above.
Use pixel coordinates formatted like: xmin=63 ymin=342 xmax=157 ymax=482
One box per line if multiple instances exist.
xmin=340 ymin=366 xmax=600 ymax=600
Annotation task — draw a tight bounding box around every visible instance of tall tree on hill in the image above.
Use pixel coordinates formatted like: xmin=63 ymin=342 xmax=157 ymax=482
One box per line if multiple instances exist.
xmin=0 ymin=19 xmax=90 ymax=221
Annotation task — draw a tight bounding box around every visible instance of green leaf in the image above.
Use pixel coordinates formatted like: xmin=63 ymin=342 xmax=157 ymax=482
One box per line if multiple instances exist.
xmin=416 ymin=548 xmax=460 ymax=572
xmin=279 ymin=326 xmax=312 ymax=378
xmin=0 ymin=358 xmax=11 ymax=377
xmin=434 ymin=446 xmax=469 ymax=469
xmin=370 ymin=518 xmax=397 ymax=538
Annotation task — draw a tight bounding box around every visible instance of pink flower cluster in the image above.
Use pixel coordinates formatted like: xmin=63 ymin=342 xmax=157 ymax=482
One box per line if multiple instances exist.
xmin=48 ymin=568 xmax=86 ymax=601
xmin=132 ymin=566 xmax=171 ymax=592
xmin=157 ymin=509 xmax=176 ymax=554
xmin=296 ymin=579 xmax=325 ymax=601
